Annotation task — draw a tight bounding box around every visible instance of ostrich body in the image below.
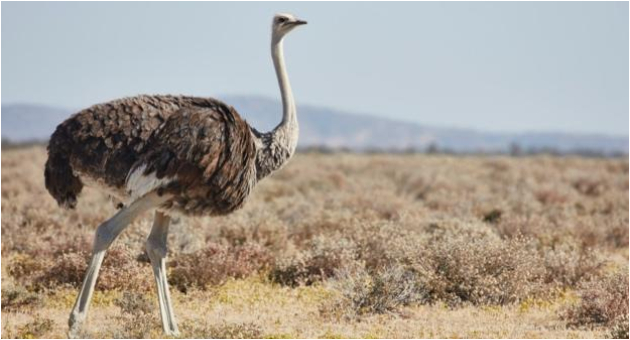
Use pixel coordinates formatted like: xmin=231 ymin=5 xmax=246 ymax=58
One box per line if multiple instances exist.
xmin=44 ymin=13 xmax=306 ymax=336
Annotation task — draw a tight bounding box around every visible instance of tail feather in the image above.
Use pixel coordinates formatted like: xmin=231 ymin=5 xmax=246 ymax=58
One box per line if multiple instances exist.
xmin=45 ymin=127 xmax=83 ymax=209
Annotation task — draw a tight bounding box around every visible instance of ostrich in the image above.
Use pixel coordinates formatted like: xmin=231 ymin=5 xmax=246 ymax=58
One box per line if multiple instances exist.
xmin=44 ymin=13 xmax=307 ymax=336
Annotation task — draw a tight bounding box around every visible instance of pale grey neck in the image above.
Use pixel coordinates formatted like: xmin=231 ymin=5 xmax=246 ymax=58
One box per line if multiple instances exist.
xmin=271 ymin=38 xmax=297 ymax=131
xmin=252 ymin=35 xmax=299 ymax=181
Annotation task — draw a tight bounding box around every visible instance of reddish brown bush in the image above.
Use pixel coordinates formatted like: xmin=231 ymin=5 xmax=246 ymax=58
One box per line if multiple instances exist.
xmin=608 ymin=314 xmax=629 ymax=339
xmin=535 ymin=188 xmax=568 ymax=205
xmin=565 ymin=270 xmax=629 ymax=328
xmin=270 ymin=236 xmax=357 ymax=286
xmin=572 ymin=177 xmax=606 ymax=197
xmin=9 ymin=243 xmax=153 ymax=292
xmin=169 ymin=242 xmax=272 ymax=292
xmin=37 ymin=251 xmax=89 ymax=289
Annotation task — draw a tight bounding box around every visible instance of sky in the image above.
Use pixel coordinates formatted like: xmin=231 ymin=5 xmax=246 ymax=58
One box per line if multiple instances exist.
xmin=2 ymin=2 xmax=628 ymax=136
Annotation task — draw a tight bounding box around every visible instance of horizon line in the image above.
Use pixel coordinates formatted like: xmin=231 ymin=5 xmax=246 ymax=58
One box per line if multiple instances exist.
xmin=2 ymin=96 xmax=628 ymax=140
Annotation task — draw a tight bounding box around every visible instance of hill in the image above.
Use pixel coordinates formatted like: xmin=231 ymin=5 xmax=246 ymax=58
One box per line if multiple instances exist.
xmin=2 ymin=97 xmax=627 ymax=154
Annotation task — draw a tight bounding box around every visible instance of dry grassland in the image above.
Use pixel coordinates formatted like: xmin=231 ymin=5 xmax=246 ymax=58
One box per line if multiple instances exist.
xmin=1 ymin=146 xmax=628 ymax=338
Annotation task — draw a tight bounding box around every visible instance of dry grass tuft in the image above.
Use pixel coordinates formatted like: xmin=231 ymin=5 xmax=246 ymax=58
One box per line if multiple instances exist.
xmin=111 ymin=291 xmax=160 ymax=338
xmin=0 ymin=282 xmax=42 ymax=311
xmin=3 ymin=315 xmax=54 ymax=339
xmin=183 ymin=321 xmax=263 ymax=339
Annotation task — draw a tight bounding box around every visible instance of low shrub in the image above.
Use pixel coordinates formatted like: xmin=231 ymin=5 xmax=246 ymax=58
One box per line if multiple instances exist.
xmin=543 ymin=240 xmax=604 ymax=287
xmin=1 ymin=283 xmax=42 ymax=311
xmin=329 ymin=263 xmax=419 ymax=317
xmin=6 ymin=254 xmax=48 ymax=286
xmin=608 ymin=314 xmax=629 ymax=339
xmin=32 ymin=244 xmax=153 ymax=292
xmin=111 ymin=292 xmax=159 ymax=339
xmin=6 ymin=316 xmax=54 ymax=339
xmin=114 ymin=291 xmax=154 ymax=315
xmin=270 ymin=236 xmax=357 ymax=286
xmin=7 ymin=240 xmax=154 ymax=292
xmin=413 ymin=234 xmax=546 ymax=306
xmin=169 ymin=242 xmax=271 ymax=292
xmin=565 ymin=270 xmax=629 ymax=328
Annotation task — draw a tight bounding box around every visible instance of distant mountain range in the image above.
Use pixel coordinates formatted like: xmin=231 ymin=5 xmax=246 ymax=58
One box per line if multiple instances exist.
xmin=2 ymin=96 xmax=628 ymax=155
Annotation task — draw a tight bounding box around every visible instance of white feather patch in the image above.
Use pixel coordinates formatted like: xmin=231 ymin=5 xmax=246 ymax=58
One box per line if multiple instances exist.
xmin=125 ymin=164 xmax=175 ymax=202
xmin=74 ymin=170 xmax=126 ymax=200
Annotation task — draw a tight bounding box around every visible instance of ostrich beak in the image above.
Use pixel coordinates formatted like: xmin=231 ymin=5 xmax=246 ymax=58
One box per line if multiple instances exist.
xmin=294 ymin=19 xmax=308 ymax=26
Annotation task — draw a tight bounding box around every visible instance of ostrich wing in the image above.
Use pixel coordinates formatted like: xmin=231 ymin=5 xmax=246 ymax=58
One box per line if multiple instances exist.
xmin=125 ymin=105 xmax=258 ymax=215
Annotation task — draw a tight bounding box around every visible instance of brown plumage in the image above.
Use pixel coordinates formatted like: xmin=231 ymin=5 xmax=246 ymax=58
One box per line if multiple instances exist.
xmin=45 ymin=95 xmax=258 ymax=216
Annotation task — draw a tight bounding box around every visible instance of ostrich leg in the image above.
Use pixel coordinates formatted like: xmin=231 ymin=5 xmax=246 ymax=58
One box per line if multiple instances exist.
xmin=146 ymin=211 xmax=179 ymax=336
xmin=68 ymin=192 xmax=168 ymax=337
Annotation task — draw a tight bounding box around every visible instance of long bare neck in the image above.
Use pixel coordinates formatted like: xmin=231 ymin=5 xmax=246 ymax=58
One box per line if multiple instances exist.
xmin=271 ymin=37 xmax=298 ymax=151
xmin=253 ymin=36 xmax=299 ymax=180
xmin=273 ymin=40 xmax=294 ymax=125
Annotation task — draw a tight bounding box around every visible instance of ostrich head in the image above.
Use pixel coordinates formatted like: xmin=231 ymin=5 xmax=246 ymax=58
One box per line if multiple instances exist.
xmin=272 ymin=13 xmax=307 ymax=42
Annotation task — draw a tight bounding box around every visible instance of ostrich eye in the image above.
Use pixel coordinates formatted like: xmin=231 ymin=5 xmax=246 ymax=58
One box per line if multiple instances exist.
xmin=277 ymin=17 xmax=287 ymax=24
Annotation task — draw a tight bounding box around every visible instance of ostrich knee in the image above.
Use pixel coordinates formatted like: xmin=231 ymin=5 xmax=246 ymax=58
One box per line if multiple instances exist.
xmin=93 ymin=219 xmax=126 ymax=253
xmin=146 ymin=237 xmax=167 ymax=263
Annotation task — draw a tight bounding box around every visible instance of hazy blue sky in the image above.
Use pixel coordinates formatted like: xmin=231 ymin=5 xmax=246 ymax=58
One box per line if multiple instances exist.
xmin=2 ymin=2 xmax=628 ymax=135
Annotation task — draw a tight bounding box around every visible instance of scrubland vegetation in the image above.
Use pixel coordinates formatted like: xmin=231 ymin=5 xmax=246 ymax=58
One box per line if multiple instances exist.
xmin=2 ymin=146 xmax=628 ymax=338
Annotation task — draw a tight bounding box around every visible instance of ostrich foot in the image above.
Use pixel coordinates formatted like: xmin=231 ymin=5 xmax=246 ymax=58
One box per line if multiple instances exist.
xmin=68 ymin=311 xmax=85 ymax=338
